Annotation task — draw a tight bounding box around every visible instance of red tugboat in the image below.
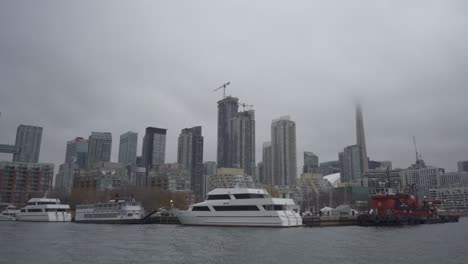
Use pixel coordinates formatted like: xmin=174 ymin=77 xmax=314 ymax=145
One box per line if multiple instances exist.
xmin=358 ymin=187 xmax=459 ymax=226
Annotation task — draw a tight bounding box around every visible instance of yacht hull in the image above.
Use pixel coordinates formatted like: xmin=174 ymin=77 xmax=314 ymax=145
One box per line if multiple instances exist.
xmin=176 ymin=211 xmax=302 ymax=227
xmin=16 ymin=212 xmax=72 ymax=222
xmin=0 ymin=215 xmax=16 ymax=221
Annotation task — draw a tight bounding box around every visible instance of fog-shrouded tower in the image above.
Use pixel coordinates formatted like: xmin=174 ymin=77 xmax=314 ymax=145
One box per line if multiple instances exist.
xmin=178 ymin=126 xmax=204 ymax=201
xmin=271 ymin=116 xmax=297 ymax=186
xmin=231 ymin=110 xmax=255 ymax=176
xmin=356 ymin=103 xmax=368 ymax=172
xmin=13 ymin=125 xmax=43 ymax=163
xmin=217 ymin=96 xmax=239 ymax=168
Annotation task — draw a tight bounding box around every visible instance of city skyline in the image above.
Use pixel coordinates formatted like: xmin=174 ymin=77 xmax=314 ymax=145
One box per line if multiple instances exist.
xmin=1 ymin=2 xmax=467 ymax=172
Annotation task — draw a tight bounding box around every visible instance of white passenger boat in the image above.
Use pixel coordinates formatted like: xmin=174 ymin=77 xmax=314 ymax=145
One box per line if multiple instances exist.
xmin=16 ymin=198 xmax=71 ymax=222
xmin=75 ymin=199 xmax=145 ymax=224
xmin=0 ymin=205 xmax=19 ymax=221
xmin=176 ymin=187 xmax=302 ymax=227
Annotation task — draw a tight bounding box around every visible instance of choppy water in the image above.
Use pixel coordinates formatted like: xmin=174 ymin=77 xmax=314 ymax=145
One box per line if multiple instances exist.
xmin=1 ymin=218 xmax=467 ymax=264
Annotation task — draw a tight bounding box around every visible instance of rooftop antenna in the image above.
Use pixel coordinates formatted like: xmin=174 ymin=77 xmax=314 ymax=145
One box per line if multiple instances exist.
xmin=213 ymin=81 xmax=231 ymax=99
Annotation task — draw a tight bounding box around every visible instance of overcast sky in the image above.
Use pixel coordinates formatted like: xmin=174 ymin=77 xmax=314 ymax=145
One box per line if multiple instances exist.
xmin=1 ymin=1 xmax=467 ymax=173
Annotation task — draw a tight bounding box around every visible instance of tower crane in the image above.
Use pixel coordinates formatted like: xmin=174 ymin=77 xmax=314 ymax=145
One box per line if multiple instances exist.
xmin=213 ymin=82 xmax=231 ymax=99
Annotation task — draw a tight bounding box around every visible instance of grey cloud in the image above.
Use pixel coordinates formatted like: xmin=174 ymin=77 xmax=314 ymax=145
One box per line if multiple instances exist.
xmin=1 ymin=0 xmax=467 ymax=172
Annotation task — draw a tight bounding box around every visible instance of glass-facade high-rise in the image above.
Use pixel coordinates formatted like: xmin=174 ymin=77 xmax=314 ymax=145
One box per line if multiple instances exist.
xmin=217 ymin=96 xmax=239 ymax=168
xmin=118 ymin=131 xmax=138 ymax=167
xmin=65 ymin=137 xmax=88 ymax=169
xmin=13 ymin=125 xmax=43 ymax=163
xmin=271 ymin=116 xmax=297 ymax=186
xmin=231 ymin=110 xmax=255 ymax=176
xmin=86 ymin=132 xmax=112 ymax=169
xmin=177 ymin=126 xmax=204 ymax=201
xmin=142 ymin=127 xmax=167 ymax=183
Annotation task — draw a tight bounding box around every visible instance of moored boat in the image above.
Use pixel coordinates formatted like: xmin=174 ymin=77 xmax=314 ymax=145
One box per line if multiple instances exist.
xmin=0 ymin=205 xmax=19 ymax=221
xmin=75 ymin=198 xmax=145 ymax=224
xmin=176 ymin=187 xmax=302 ymax=227
xmin=16 ymin=198 xmax=72 ymax=222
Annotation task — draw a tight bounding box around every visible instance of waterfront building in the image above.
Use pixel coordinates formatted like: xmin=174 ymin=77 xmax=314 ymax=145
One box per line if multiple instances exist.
xmin=118 ymin=131 xmax=138 ymax=167
xmin=207 ymin=168 xmax=254 ymax=192
xmin=203 ymin=161 xmax=217 ymax=177
xmin=177 ymin=126 xmax=204 ymax=200
xmin=86 ymin=132 xmax=112 ymax=169
xmin=362 ymin=169 xmax=403 ymax=193
xmin=339 ymin=145 xmax=363 ymax=184
xmin=0 ymin=161 xmax=54 ymax=205
xmin=400 ymin=165 xmax=444 ymax=199
xmin=55 ymin=162 xmax=81 ymax=194
xmin=128 ymin=167 xmax=147 ymax=186
xmin=438 ymin=171 xmax=468 ymax=187
xmin=217 ymin=96 xmax=239 ymax=168
xmin=428 ymin=187 xmax=468 ymax=211
xmin=150 ymin=163 xmax=190 ymax=192
xmin=262 ymin=142 xmax=273 ymax=185
xmin=231 ymin=110 xmax=256 ymax=176
xmin=458 ymin=161 xmax=468 ymax=173
xmin=65 ymin=137 xmax=88 ymax=169
xmin=13 ymin=125 xmax=43 ymax=163
xmin=257 ymin=162 xmax=264 ymax=184
xmin=303 ymin=152 xmax=319 ymax=173
xmin=73 ymin=162 xmax=125 ymax=191
xmin=319 ymin=160 xmax=341 ymax=176
xmin=142 ymin=127 xmax=167 ymax=181
xmin=355 ymin=104 xmax=369 ymax=172
xmin=271 ymin=116 xmax=297 ymax=186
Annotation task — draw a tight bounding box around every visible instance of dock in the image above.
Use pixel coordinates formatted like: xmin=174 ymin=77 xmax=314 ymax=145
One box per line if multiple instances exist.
xmin=302 ymin=215 xmax=358 ymax=227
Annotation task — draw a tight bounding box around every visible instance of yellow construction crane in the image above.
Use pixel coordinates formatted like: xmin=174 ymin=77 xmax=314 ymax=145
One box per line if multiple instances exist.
xmin=213 ymin=81 xmax=231 ymax=99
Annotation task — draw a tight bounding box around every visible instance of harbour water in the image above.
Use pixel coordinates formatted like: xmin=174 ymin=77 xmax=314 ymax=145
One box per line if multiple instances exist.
xmin=1 ymin=218 xmax=467 ymax=264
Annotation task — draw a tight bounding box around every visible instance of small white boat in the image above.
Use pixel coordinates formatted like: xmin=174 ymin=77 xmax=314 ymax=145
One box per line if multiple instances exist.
xmin=176 ymin=187 xmax=302 ymax=227
xmin=0 ymin=205 xmax=19 ymax=221
xmin=75 ymin=199 xmax=145 ymax=224
xmin=16 ymin=198 xmax=72 ymax=222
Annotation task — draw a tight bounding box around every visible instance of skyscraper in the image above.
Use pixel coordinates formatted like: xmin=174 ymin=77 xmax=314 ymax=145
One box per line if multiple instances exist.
xmin=118 ymin=131 xmax=138 ymax=166
xmin=340 ymin=145 xmax=363 ymax=183
xmin=65 ymin=137 xmax=88 ymax=169
xmin=86 ymin=132 xmax=112 ymax=169
xmin=458 ymin=161 xmax=468 ymax=172
xmin=303 ymin=151 xmax=319 ymax=173
xmin=271 ymin=116 xmax=297 ymax=186
xmin=217 ymin=96 xmax=239 ymax=168
xmin=262 ymin=142 xmax=272 ymax=185
xmin=177 ymin=126 xmax=204 ymax=200
xmin=231 ymin=110 xmax=255 ymax=176
xmin=356 ymin=103 xmax=369 ymax=172
xmin=142 ymin=127 xmax=166 ymax=175
xmin=13 ymin=125 xmax=43 ymax=163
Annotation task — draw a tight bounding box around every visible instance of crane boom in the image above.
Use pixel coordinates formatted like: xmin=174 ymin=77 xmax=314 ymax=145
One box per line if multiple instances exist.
xmin=213 ymin=81 xmax=231 ymax=99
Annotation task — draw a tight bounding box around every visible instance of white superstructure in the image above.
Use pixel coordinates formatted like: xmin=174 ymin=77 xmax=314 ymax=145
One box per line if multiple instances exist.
xmin=16 ymin=198 xmax=71 ymax=222
xmin=75 ymin=199 xmax=145 ymax=224
xmin=0 ymin=205 xmax=19 ymax=221
xmin=176 ymin=187 xmax=302 ymax=227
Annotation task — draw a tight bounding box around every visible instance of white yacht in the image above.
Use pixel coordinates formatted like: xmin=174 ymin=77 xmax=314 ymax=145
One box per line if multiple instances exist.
xmin=75 ymin=199 xmax=145 ymax=224
xmin=176 ymin=187 xmax=302 ymax=227
xmin=0 ymin=205 xmax=19 ymax=221
xmin=16 ymin=198 xmax=71 ymax=222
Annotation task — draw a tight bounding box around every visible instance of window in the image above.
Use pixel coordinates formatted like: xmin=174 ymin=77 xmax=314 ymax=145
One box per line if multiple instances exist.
xmin=27 ymin=209 xmax=43 ymax=213
xmin=192 ymin=206 xmax=211 ymax=211
xmin=213 ymin=206 xmax=260 ymax=211
xmin=206 ymin=194 xmax=231 ymax=200
xmin=262 ymin=205 xmax=285 ymax=211
xmin=46 ymin=209 xmax=56 ymax=212
xmin=233 ymin=193 xmax=265 ymax=199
